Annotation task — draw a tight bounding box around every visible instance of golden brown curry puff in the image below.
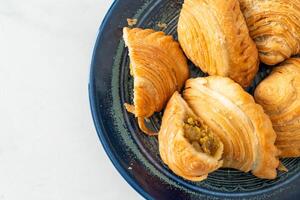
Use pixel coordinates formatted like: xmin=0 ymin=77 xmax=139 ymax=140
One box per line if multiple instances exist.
xmin=178 ymin=0 xmax=259 ymax=87
xmin=183 ymin=76 xmax=279 ymax=179
xmin=239 ymin=0 xmax=300 ymax=65
xmin=159 ymin=92 xmax=223 ymax=181
xmin=255 ymin=58 xmax=300 ymax=158
xmin=123 ymin=27 xmax=189 ymax=135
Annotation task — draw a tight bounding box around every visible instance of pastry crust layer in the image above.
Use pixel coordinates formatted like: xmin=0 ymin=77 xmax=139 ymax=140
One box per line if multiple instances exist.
xmin=159 ymin=92 xmax=223 ymax=181
xmin=255 ymin=58 xmax=300 ymax=157
xmin=178 ymin=0 xmax=259 ymax=87
xmin=123 ymin=27 xmax=189 ymax=135
xmin=239 ymin=0 xmax=300 ymax=65
xmin=184 ymin=76 xmax=279 ymax=179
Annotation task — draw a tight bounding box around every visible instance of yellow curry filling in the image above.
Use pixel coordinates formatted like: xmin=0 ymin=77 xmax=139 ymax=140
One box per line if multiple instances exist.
xmin=184 ymin=117 xmax=220 ymax=156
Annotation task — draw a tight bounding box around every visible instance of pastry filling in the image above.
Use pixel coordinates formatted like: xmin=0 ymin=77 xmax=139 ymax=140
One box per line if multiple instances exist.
xmin=184 ymin=117 xmax=220 ymax=156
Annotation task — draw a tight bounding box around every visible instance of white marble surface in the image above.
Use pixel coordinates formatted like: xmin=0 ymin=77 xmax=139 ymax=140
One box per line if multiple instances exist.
xmin=0 ymin=1 xmax=142 ymax=199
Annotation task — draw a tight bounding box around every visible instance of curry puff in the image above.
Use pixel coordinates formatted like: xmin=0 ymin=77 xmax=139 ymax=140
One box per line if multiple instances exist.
xmin=178 ymin=0 xmax=259 ymax=87
xmin=255 ymin=58 xmax=300 ymax=158
xmin=123 ymin=27 xmax=189 ymax=135
xmin=183 ymin=77 xmax=279 ymax=179
xmin=159 ymin=92 xmax=223 ymax=181
xmin=239 ymin=0 xmax=300 ymax=65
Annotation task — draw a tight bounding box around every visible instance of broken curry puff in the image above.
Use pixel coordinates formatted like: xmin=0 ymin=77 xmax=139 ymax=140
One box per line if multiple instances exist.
xmin=123 ymin=27 xmax=189 ymax=135
xmin=159 ymin=92 xmax=223 ymax=181
xmin=183 ymin=76 xmax=280 ymax=179
xmin=178 ymin=0 xmax=259 ymax=87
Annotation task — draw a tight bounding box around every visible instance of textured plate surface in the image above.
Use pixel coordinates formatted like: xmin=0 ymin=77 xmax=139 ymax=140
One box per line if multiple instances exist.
xmin=89 ymin=0 xmax=300 ymax=199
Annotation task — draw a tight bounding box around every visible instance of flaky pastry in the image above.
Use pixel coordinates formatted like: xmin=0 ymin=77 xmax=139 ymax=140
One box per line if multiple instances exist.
xmin=123 ymin=27 xmax=189 ymax=135
xmin=183 ymin=76 xmax=279 ymax=179
xmin=255 ymin=58 xmax=300 ymax=157
xmin=159 ymin=92 xmax=223 ymax=181
xmin=239 ymin=0 xmax=300 ymax=65
xmin=178 ymin=0 xmax=259 ymax=87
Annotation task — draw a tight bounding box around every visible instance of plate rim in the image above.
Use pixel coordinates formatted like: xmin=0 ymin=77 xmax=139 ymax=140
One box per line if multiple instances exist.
xmin=88 ymin=1 xmax=152 ymax=199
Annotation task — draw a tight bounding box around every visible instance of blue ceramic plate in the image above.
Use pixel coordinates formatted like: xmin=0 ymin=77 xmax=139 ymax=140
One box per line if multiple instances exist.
xmin=89 ymin=1 xmax=300 ymax=199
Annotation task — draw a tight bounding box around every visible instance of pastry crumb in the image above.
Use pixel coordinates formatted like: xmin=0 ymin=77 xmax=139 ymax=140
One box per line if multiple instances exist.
xmin=278 ymin=162 xmax=288 ymax=172
xmin=157 ymin=22 xmax=167 ymax=29
xmin=127 ymin=18 xmax=137 ymax=26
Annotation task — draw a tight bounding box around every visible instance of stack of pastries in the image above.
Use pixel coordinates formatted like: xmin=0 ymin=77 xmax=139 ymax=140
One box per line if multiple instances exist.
xmin=123 ymin=0 xmax=300 ymax=181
